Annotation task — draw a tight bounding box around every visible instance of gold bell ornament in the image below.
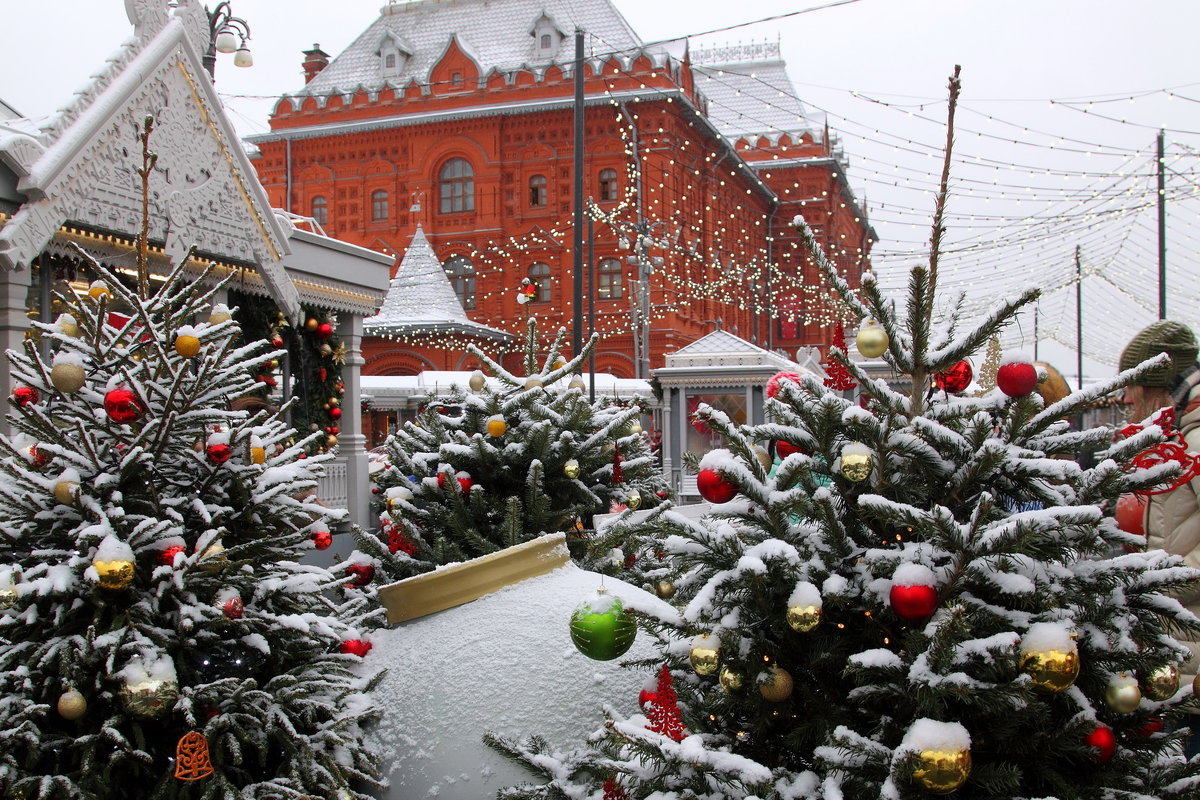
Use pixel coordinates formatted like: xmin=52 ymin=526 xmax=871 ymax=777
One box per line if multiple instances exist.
xmin=1019 ymin=622 xmax=1079 ymax=692
xmin=525 ymin=376 xmax=544 ymax=390
xmin=568 ymin=376 xmax=586 ymax=392
xmin=786 ymin=581 xmax=822 ymax=632
xmin=855 ymin=319 xmax=890 ymax=359
xmin=689 ymin=634 xmax=720 ymax=676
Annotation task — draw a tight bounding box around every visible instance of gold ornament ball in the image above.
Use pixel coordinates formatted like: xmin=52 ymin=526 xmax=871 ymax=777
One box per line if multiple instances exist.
xmin=320 ymin=343 xmax=333 ymax=356
xmin=93 ymin=558 xmax=135 ymax=591
xmin=655 ymin=580 xmax=676 ymax=600
xmin=87 ymin=281 xmax=111 ymax=301
xmin=326 ymin=434 xmax=339 ymax=447
xmin=305 ymin=317 xmax=319 ymax=331
xmin=250 ymin=446 xmax=266 ymax=465
xmin=856 ymin=320 xmax=890 ymax=359
xmin=119 ymin=676 xmax=179 ymax=719
xmin=58 ymin=316 xmax=80 ymax=337
xmin=563 ymin=459 xmax=581 ymax=479
xmin=689 ymin=635 xmax=720 ymax=676
xmin=57 ymin=688 xmax=88 ymax=720
xmin=629 ymin=423 xmax=643 ymax=435
xmin=486 ymin=418 xmax=508 ymax=437
xmin=568 ymin=376 xmax=586 ymax=391
xmin=209 ymin=308 xmax=232 ymax=325
xmin=174 ymin=334 xmax=201 ymax=359
xmin=552 ymin=358 xmax=567 ymax=370
xmin=199 ymin=541 xmax=227 ymax=571
xmin=51 ymin=362 xmax=86 ymax=394
xmin=840 ymin=448 xmax=873 ymax=482
xmin=328 ymin=397 xmax=340 ymax=407
xmin=525 ymin=376 xmax=544 ymax=390
xmin=786 ymin=604 xmax=822 ymax=633
xmin=719 ymin=665 xmax=745 ymax=692
xmin=1104 ymin=674 xmax=1142 ymax=714
xmin=53 ymin=480 xmax=79 ymax=505
xmin=1142 ymin=663 xmax=1181 ymax=701
xmin=1020 ymin=647 xmax=1079 ymax=692
xmin=758 ymin=665 xmax=794 ymax=702
xmin=0 ymin=585 xmax=16 ymax=611
xmin=626 ymin=490 xmax=642 ymax=510
xmin=468 ymin=370 xmax=487 ymax=391
xmin=912 ymin=747 xmax=972 ymax=794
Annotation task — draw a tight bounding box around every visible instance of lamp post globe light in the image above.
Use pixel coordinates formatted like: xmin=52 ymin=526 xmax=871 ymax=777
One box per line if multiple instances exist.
xmin=204 ymin=2 xmax=252 ymax=78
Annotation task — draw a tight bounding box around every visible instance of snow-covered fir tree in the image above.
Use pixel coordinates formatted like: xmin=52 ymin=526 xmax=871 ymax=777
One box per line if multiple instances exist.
xmin=360 ymin=319 xmax=669 ymax=579
xmin=0 ymin=127 xmax=382 ymax=796
xmin=490 ymin=68 xmax=1200 ymax=800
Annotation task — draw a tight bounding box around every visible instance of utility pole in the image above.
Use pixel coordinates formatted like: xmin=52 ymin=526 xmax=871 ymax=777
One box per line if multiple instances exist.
xmin=571 ymin=29 xmax=585 ymax=356
xmin=1075 ymin=245 xmax=1083 ymax=390
xmin=1157 ymin=129 xmax=1167 ymax=319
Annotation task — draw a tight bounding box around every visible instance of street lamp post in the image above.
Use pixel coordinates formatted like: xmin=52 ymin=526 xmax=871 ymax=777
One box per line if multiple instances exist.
xmin=203 ymin=2 xmax=253 ymax=79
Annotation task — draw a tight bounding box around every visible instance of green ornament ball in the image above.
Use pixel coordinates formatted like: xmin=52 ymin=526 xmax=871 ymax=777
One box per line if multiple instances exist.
xmin=569 ymin=591 xmax=636 ymax=661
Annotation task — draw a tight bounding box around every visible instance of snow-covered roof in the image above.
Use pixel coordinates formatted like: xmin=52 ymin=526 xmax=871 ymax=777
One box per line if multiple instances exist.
xmin=365 ymin=222 xmax=512 ymax=341
xmin=297 ymin=0 xmax=646 ymax=96
xmin=656 ymin=329 xmax=810 ymax=384
xmin=362 ymin=371 xmax=652 ymax=408
xmin=690 ymin=42 xmax=822 ymax=144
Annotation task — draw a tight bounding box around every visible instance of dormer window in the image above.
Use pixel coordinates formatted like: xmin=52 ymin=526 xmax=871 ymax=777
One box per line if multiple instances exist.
xmin=530 ymin=13 xmax=564 ymax=61
xmin=378 ymin=32 xmax=413 ymax=79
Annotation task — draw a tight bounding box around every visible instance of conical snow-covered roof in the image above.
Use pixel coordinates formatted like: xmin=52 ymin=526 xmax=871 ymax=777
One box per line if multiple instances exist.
xmin=365 ymin=223 xmax=511 ymax=341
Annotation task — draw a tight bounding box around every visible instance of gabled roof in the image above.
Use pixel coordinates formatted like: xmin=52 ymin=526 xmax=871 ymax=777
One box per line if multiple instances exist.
xmin=297 ymin=0 xmax=645 ymax=95
xmin=656 ymin=328 xmax=808 ymax=384
xmin=0 ymin=0 xmax=300 ymax=320
xmin=365 ymin=223 xmax=512 ymax=342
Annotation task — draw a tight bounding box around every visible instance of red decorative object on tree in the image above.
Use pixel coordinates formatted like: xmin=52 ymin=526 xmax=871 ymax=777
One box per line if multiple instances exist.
xmin=890 ymin=583 xmax=938 ymax=621
xmin=27 ymin=444 xmax=49 ymax=469
xmin=766 ymin=371 xmax=803 ymax=400
xmin=312 ymin=529 xmax=333 ymax=550
xmin=696 ymin=468 xmax=737 ymax=504
xmin=775 ymin=440 xmax=803 ymax=459
xmin=103 ymin=387 xmax=144 ymax=424
xmin=222 ymin=596 xmax=244 ymax=620
xmin=1118 ymin=408 xmax=1200 ymax=495
xmin=602 ymin=778 xmax=628 ymax=800
xmin=329 ymin=407 xmax=342 ymax=421
xmin=822 ymin=358 xmax=857 ymax=391
xmin=385 ymin=523 xmax=418 ymax=556
xmin=638 ymin=673 xmax=658 ymax=709
xmin=1115 ymin=493 xmax=1145 ymax=538
xmin=158 ymin=545 xmax=186 ymax=566
xmin=12 ymin=386 xmax=40 ymax=407
xmin=205 ymin=443 xmax=232 ymax=465
xmin=346 ymin=563 xmax=375 ymax=588
xmin=315 ymin=322 xmax=334 ymax=341
xmin=339 ymin=639 xmax=372 ymax=657
xmin=996 ymin=357 xmax=1038 ymax=397
xmin=612 ymin=447 xmax=624 ymax=484
xmin=933 ymin=360 xmax=973 ymax=393
xmin=1085 ymin=723 xmax=1117 ymax=764
xmin=645 ymin=664 xmax=687 ymax=742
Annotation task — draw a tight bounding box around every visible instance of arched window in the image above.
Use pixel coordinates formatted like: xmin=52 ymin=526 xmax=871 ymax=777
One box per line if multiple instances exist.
xmin=439 ymin=158 xmax=475 ymax=214
xmin=528 ymin=174 xmax=547 ymax=208
xmin=529 ymin=262 xmax=551 ymax=303
xmin=598 ymin=168 xmax=618 ymax=202
xmin=311 ymin=196 xmax=327 ymax=226
xmin=371 ymin=190 xmax=389 ymax=221
xmin=597 ymin=258 xmax=623 ymax=300
xmin=444 ymin=256 xmax=476 ymax=310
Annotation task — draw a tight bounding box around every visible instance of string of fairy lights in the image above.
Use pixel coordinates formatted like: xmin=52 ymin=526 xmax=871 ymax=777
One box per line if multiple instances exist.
xmin=224 ymin=15 xmax=1198 ymax=373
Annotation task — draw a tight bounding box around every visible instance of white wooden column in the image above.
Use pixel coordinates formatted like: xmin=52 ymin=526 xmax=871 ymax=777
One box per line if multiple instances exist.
xmin=338 ymin=312 xmax=370 ymax=532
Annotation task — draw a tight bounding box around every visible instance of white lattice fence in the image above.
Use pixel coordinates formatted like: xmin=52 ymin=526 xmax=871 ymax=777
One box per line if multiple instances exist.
xmin=317 ymin=458 xmax=348 ymax=513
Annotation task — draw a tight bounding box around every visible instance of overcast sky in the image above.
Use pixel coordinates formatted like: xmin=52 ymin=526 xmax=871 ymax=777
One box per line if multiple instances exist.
xmin=3 ymin=0 xmax=1197 ymax=384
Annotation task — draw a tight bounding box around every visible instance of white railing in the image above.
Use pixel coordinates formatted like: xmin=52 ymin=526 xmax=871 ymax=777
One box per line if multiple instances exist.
xmin=317 ymin=458 xmax=349 ymax=512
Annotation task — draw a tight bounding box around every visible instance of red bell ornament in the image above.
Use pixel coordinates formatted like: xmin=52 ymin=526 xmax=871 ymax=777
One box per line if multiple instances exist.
xmin=889 ymin=563 xmax=939 ymax=621
xmin=933 ymin=360 xmax=973 ymax=393
xmin=996 ymin=353 xmax=1039 ymax=398
xmin=696 ymin=467 xmax=737 ymax=504
xmin=1084 ymin=723 xmax=1117 ymax=764
xmin=104 ymin=387 xmax=144 ymax=424
xmin=12 ymin=386 xmax=40 ymax=407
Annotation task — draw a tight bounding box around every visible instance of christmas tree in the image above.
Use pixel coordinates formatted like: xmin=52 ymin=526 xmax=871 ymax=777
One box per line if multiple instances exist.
xmin=359 ymin=318 xmax=669 ymax=578
xmin=489 ymin=67 xmax=1200 ymax=800
xmin=0 ymin=120 xmax=381 ymax=799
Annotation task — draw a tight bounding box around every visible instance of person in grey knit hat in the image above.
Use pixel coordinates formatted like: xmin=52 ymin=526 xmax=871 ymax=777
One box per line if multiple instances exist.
xmin=1119 ymin=319 xmax=1200 ymax=756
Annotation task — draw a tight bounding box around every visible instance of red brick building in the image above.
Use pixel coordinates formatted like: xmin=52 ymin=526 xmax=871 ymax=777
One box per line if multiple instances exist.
xmin=247 ymin=0 xmax=874 ymax=379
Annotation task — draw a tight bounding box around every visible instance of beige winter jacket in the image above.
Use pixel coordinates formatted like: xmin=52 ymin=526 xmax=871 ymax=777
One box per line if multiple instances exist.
xmin=1143 ymin=385 xmax=1200 ymax=684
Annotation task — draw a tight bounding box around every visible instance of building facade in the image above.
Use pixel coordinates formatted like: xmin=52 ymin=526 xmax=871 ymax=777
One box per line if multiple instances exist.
xmin=247 ymin=0 xmax=875 ymax=379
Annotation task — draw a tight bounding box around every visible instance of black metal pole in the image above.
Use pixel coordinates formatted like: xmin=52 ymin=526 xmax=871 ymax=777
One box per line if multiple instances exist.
xmin=588 ymin=208 xmax=596 ymax=404
xmin=572 ymin=30 xmax=585 ymax=357
xmin=1075 ymin=245 xmax=1083 ymax=390
xmin=1157 ymin=129 xmax=1167 ymax=319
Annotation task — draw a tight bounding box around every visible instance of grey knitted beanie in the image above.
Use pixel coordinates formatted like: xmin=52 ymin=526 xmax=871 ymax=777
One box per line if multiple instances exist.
xmin=1118 ymin=320 xmax=1199 ymax=387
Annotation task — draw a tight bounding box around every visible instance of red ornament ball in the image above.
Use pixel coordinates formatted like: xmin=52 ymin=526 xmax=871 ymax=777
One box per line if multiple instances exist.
xmin=889 ymin=583 xmax=938 ymax=621
xmin=997 ymin=361 xmax=1039 ymax=398
xmin=103 ymin=387 xmax=144 ymax=424
xmin=315 ymin=322 xmax=334 ymax=341
xmin=775 ymin=440 xmax=803 ymax=459
xmin=696 ymin=468 xmax=737 ymax=504
xmin=340 ymin=639 xmax=372 ymax=657
xmin=1115 ymin=493 xmax=1145 ymax=538
xmin=12 ymin=386 xmax=40 ymax=407
xmin=28 ymin=444 xmax=50 ymax=469
xmin=223 ymin=596 xmax=244 ymax=620
xmin=330 ymin=407 xmax=343 ymax=421
xmin=158 ymin=545 xmax=186 ymax=566
xmin=312 ymin=529 xmax=333 ymax=550
xmin=933 ymin=360 xmax=973 ymax=393
xmin=1084 ymin=723 xmax=1117 ymax=764
xmin=206 ymin=443 xmax=233 ymax=464
xmin=346 ymin=563 xmax=375 ymax=588
xmin=766 ymin=371 xmax=803 ymax=400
